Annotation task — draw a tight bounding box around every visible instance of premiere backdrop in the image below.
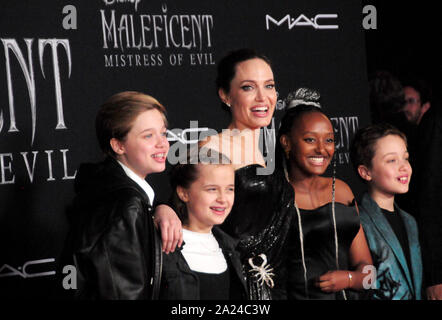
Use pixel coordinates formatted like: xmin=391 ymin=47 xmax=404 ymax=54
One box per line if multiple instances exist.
xmin=0 ymin=0 xmax=370 ymax=298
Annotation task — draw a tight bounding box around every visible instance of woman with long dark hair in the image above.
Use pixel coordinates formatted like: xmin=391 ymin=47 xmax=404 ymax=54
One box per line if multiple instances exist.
xmin=156 ymin=49 xmax=294 ymax=299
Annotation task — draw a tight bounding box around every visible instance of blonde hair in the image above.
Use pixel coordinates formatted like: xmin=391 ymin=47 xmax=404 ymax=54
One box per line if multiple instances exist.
xmin=95 ymin=91 xmax=167 ymax=157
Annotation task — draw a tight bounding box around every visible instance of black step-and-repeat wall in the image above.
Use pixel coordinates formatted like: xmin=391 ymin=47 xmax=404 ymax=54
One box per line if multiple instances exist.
xmin=0 ymin=0 xmax=370 ymax=298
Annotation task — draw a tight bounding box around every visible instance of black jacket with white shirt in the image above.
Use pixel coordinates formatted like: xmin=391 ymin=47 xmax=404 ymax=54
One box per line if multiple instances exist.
xmin=57 ymin=157 xmax=162 ymax=299
xmin=160 ymin=226 xmax=248 ymax=300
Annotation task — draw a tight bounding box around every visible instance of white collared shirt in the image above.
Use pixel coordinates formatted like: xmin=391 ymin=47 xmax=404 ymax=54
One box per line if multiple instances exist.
xmin=181 ymin=229 xmax=227 ymax=274
xmin=117 ymin=160 xmax=155 ymax=205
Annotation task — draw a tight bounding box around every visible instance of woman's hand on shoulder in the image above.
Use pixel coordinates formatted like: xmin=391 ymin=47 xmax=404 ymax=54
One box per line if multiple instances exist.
xmin=154 ymin=204 xmax=183 ymax=254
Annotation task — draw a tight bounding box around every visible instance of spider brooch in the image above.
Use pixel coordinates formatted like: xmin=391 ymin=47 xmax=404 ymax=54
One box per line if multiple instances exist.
xmin=248 ymin=254 xmax=275 ymax=288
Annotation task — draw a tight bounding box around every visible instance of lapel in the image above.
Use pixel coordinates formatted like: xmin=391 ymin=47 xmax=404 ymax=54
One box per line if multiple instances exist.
xmin=173 ymin=244 xmax=201 ymax=284
xmin=213 ymin=227 xmax=249 ymax=294
xmin=361 ymin=194 xmax=414 ymax=294
xmin=397 ymin=205 xmax=423 ymax=299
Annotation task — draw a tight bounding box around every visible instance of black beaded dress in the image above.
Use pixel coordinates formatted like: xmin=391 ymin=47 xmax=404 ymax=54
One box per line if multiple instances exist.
xmin=286 ymin=202 xmax=361 ymax=300
xmin=220 ymin=164 xmax=294 ymax=300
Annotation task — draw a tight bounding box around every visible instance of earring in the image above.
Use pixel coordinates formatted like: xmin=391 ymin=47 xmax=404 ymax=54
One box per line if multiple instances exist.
xmin=225 ymin=102 xmax=231 ymax=108
xmin=285 ymin=149 xmax=290 ymax=159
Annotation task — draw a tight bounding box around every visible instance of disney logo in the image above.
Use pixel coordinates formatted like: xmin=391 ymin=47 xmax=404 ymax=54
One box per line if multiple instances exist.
xmin=103 ymin=0 xmax=141 ymax=12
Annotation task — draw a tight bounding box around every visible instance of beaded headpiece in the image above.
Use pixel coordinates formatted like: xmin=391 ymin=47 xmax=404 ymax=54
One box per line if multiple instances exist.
xmin=285 ymin=87 xmax=322 ymax=110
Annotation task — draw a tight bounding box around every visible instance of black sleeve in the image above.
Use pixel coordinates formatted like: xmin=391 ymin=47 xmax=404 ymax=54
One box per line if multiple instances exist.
xmin=417 ymin=111 xmax=442 ymax=287
xmin=85 ymin=196 xmax=154 ymax=299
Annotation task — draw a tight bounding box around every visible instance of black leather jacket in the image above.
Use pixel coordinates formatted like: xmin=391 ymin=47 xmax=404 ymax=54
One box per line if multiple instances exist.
xmin=59 ymin=157 xmax=162 ymax=299
xmin=160 ymin=227 xmax=248 ymax=300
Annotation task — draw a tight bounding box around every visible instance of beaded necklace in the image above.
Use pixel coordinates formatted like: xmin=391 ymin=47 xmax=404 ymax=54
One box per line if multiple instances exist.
xmin=284 ymin=157 xmax=347 ymax=300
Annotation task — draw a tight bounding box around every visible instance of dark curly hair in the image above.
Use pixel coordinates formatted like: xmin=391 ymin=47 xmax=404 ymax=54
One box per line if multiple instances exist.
xmin=275 ymin=88 xmax=331 ymax=173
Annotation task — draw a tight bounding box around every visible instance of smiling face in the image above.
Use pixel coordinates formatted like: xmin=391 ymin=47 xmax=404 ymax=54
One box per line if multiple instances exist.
xmin=111 ymin=109 xmax=169 ymax=179
xmin=363 ymin=134 xmax=412 ymax=197
xmin=178 ymin=164 xmax=235 ymax=233
xmin=219 ymin=58 xmax=277 ymax=130
xmin=282 ymin=111 xmax=335 ymax=178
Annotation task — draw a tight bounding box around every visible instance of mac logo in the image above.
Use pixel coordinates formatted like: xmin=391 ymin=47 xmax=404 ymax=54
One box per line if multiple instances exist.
xmin=266 ymin=13 xmax=339 ymax=30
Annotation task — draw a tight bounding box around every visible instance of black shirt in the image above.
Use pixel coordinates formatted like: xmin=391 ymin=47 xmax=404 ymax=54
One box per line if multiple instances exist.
xmin=194 ymin=268 xmax=230 ymax=300
xmin=381 ymin=208 xmax=413 ymax=277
